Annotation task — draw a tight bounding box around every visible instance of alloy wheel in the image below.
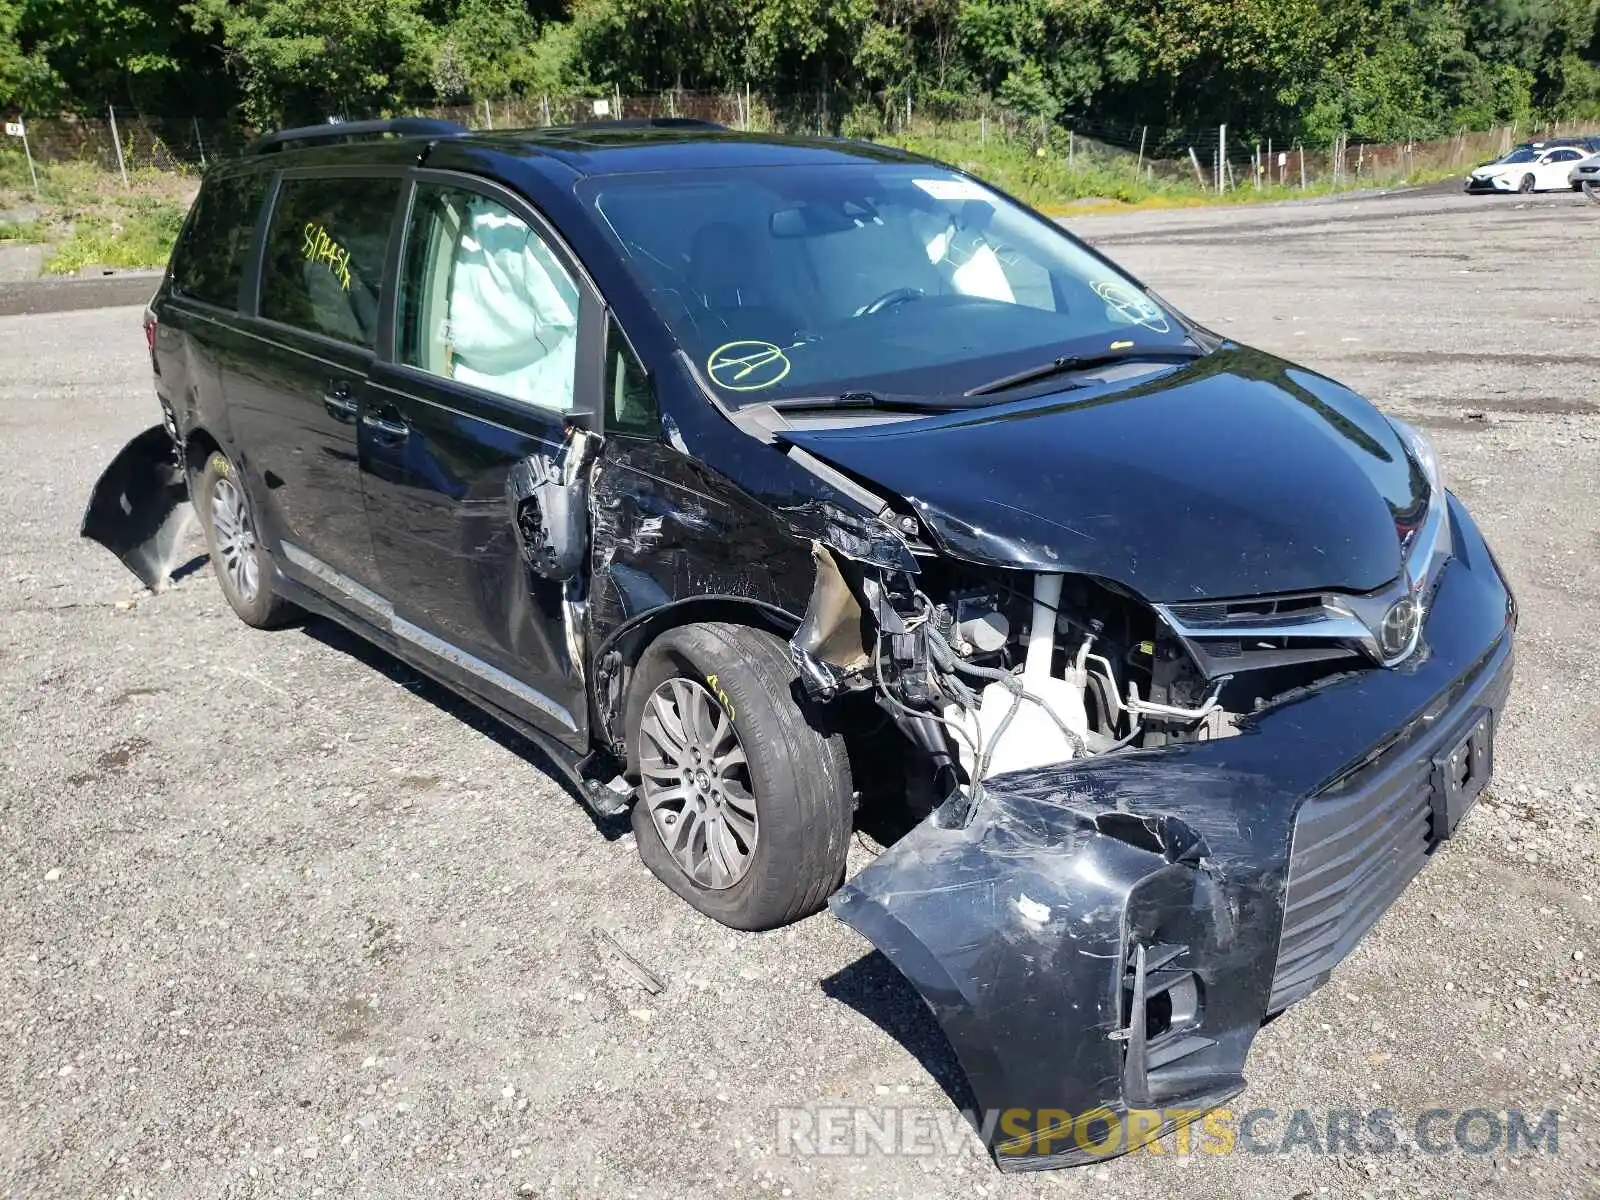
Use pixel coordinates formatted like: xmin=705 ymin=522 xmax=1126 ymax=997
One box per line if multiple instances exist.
xmin=638 ymin=677 xmax=758 ymax=889
xmin=210 ymin=475 xmax=260 ymax=602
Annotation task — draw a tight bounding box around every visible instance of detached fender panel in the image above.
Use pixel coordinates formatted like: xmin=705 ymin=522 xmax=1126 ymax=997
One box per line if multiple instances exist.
xmin=80 ymin=423 xmax=194 ymax=591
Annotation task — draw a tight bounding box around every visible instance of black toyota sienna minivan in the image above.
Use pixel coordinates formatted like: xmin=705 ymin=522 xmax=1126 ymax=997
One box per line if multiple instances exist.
xmin=87 ymin=116 xmax=1515 ymax=1167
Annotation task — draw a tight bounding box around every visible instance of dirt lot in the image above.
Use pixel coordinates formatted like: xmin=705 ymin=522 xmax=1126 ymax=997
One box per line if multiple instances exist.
xmin=2 ymin=187 xmax=1597 ymax=1200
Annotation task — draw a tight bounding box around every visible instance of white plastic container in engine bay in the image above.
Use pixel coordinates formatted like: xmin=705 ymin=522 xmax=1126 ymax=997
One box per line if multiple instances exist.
xmin=942 ymin=573 xmax=1091 ymax=780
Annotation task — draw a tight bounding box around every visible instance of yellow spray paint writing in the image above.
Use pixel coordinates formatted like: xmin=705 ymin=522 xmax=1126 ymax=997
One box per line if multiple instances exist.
xmin=704 ymin=674 xmax=736 ymax=720
xmin=300 ymin=222 xmax=353 ymax=291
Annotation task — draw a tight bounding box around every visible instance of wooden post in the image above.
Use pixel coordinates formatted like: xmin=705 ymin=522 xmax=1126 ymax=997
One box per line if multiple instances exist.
xmin=1188 ymin=146 xmax=1205 ymax=187
xmin=108 ymin=103 xmax=130 ymax=188
xmin=1068 ymin=129 xmax=1075 ymax=167
xmin=745 ymin=81 xmax=751 ymax=131
xmin=614 ymin=83 xmax=622 ymax=120
xmin=1267 ymin=137 xmax=1272 ymax=185
xmin=483 ymin=98 xmax=493 ymax=130
xmin=541 ymin=93 xmax=551 ymax=126
xmin=191 ymin=116 xmax=206 ymax=168
xmin=1137 ymin=125 xmax=1147 ymax=175
xmin=1299 ymin=143 xmax=1306 ymax=189
xmin=1217 ymin=123 xmax=1226 ymax=193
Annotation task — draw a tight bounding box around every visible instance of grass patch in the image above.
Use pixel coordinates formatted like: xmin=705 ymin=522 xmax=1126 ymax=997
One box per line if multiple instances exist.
xmin=0 ymin=216 xmax=48 ymax=243
xmin=43 ymin=198 xmax=186 ymax=274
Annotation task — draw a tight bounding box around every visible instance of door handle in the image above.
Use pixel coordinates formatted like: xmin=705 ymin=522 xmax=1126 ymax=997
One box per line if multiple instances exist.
xmin=361 ymin=412 xmax=409 ymax=440
xmin=323 ymin=381 xmax=358 ymax=421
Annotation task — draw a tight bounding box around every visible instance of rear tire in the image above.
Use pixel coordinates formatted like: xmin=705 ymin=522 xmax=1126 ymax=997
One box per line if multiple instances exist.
xmin=1518 ymin=173 xmax=1536 ymax=194
xmin=628 ymin=622 xmax=853 ymax=930
xmin=197 ymin=450 xmax=294 ymax=629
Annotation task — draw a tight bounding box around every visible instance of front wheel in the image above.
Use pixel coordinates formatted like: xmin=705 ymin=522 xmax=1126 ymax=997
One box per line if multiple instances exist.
xmin=198 ymin=450 xmax=294 ymax=629
xmin=1518 ymin=173 xmax=1536 ymax=194
xmin=628 ymin=622 xmax=853 ymax=930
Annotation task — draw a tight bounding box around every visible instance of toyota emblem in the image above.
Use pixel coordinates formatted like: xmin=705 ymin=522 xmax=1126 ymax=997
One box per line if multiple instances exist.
xmin=1379 ymin=596 xmax=1421 ymax=660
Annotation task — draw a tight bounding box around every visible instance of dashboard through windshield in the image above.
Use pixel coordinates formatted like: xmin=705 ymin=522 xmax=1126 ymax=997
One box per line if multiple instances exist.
xmin=578 ymin=163 xmax=1194 ymax=404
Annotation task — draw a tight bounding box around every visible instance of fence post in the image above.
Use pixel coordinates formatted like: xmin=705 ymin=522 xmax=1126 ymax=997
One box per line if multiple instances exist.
xmin=191 ymin=116 xmax=207 ymax=168
xmin=1218 ymin=124 xmax=1226 ymax=194
xmin=1136 ymin=125 xmax=1147 ymax=175
xmin=20 ymin=116 xmax=38 ymax=192
xmin=745 ymin=82 xmax=751 ymax=131
xmin=483 ymin=98 xmax=493 ymax=130
xmin=1299 ymin=143 xmax=1306 ymax=189
xmin=1188 ymin=146 xmax=1205 ymax=187
xmin=1068 ymin=129 xmax=1074 ymax=167
xmin=108 ymin=103 xmax=130 ymax=188
xmin=541 ymin=93 xmax=550 ymax=127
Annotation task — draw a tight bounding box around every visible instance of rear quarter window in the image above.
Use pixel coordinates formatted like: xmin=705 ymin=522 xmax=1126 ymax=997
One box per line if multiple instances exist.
xmin=169 ymin=172 xmax=271 ymax=309
xmin=259 ymin=176 xmax=400 ymax=346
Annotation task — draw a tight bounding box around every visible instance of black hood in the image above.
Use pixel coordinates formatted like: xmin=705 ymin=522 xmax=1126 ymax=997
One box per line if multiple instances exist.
xmin=779 ymin=347 xmax=1427 ymax=603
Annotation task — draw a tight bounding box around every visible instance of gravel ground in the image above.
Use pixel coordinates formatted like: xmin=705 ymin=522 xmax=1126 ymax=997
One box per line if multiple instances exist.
xmin=2 ymin=187 xmax=1597 ymax=1200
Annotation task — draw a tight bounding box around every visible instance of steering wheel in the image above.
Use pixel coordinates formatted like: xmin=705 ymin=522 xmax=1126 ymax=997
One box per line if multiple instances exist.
xmin=854 ymin=287 xmax=926 ymax=318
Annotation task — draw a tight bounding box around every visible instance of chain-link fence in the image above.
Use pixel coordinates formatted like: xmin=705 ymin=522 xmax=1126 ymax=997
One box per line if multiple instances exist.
xmin=5 ymin=95 xmax=1597 ymax=194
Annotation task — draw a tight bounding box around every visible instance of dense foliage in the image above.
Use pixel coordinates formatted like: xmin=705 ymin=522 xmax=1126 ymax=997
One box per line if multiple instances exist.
xmin=2 ymin=0 xmax=1597 ymax=144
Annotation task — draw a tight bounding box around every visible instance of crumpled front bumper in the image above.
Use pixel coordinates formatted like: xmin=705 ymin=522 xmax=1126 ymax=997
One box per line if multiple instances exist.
xmin=830 ymin=494 xmax=1515 ymax=1170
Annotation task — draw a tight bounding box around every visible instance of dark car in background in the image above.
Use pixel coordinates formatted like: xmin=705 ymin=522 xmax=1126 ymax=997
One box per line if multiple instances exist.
xmin=85 ymin=117 xmax=1516 ymax=1169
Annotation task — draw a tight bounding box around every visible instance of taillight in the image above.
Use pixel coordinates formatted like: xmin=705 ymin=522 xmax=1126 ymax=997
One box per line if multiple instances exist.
xmin=143 ymin=308 xmax=159 ymax=373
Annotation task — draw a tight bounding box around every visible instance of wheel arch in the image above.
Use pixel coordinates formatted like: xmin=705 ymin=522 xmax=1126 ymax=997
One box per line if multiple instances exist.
xmin=590 ymin=595 xmax=802 ymax=773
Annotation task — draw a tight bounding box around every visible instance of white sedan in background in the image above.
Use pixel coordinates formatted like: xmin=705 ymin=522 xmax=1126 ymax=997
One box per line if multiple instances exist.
xmin=1466 ymin=144 xmax=1589 ymax=193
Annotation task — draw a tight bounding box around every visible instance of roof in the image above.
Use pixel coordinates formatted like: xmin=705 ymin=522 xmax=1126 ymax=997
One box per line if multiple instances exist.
xmin=236 ymin=117 xmax=926 ymax=177
xmin=456 ymin=123 xmax=926 ymax=176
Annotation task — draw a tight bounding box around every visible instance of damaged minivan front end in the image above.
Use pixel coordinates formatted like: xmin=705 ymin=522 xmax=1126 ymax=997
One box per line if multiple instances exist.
xmin=779 ymin=367 xmax=1514 ymax=1169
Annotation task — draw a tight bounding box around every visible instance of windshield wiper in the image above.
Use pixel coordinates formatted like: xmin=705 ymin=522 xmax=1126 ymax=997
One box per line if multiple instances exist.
xmin=965 ymin=344 xmax=1207 ymax=397
xmin=769 ymin=390 xmax=975 ymax=413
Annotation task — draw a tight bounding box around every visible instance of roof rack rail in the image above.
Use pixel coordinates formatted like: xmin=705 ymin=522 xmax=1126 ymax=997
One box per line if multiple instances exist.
xmin=573 ymin=117 xmax=727 ymax=131
xmin=245 ymin=117 xmax=467 ymax=156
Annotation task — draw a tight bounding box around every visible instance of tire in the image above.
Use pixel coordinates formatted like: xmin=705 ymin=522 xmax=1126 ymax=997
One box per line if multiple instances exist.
xmin=1518 ymin=173 xmax=1536 ymax=194
xmin=627 ymin=621 xmax=853 ymax=930
xmin=197 ymin=449 xmax=294 ymax=629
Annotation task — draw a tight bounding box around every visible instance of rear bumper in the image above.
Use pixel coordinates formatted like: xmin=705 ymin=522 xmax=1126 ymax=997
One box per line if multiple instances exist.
xmin=80 ymin=423 xmax=193 ymax=590
xmin=830 ymin=494 xmax=1516 ymax=1170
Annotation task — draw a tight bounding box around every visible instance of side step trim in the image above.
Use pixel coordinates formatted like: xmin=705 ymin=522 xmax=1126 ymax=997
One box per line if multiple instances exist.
xmin=280 ymin=540 xmax=579 ymax=733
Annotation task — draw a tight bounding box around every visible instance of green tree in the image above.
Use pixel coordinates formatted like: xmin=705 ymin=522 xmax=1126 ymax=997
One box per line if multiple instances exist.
xmin=185 ymin=0 xmax=438 ymax=124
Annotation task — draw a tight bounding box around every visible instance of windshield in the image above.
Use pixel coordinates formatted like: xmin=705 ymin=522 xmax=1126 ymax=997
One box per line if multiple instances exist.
xmin=578 ymin=163 xmax=1192 ymax=404
xmin=1500 ymin=148 xmax=1539 ymax=164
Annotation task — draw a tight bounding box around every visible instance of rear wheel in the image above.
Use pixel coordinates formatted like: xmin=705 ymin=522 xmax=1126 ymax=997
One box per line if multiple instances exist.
xmin=1518 ymin=173 xmax=1536 ymax=194
xmin=628 ymin=622 xmax=853 ymax=930
xmin=198 ymin=450 xmax=294 ymax=629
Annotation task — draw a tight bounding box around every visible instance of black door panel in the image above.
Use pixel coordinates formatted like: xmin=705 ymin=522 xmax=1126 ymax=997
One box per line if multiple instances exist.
xmin=362 ymin=369 xmax=584 ymax=739
xmin=227 ymin=326 xmax=380 ymax=589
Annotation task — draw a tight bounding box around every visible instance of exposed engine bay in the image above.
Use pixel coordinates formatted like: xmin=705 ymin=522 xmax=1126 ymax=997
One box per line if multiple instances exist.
xmin=791 ymin=543 xmax=1374 ymax=829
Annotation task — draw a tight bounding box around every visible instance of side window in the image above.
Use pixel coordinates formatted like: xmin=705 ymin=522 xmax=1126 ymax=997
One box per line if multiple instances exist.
xmin=605 ymin=317 xmax=660 ymax=436
xmin=170 ymin=172 xmax=270 ymax=309
xmin=399 ymin=183 xmax=580 ymax=412
xmin=260 ymin=175 xmax=400 ymax=346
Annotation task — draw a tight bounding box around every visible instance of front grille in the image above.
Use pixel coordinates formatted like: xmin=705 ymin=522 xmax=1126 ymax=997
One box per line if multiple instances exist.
xmin=1267 ymin=750 xmax=1435 ymax=1012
